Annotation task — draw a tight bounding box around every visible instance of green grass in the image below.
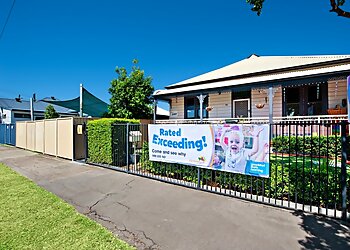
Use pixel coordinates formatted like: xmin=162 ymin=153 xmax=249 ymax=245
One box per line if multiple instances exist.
xmin=0 ymin=163 xmax=134 ymax=250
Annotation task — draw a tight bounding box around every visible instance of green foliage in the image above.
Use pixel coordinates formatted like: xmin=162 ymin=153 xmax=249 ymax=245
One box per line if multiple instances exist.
xmin=246 ymin=0 xmax=264 ymax=16
xmin=0 ymin=163 xmax=133 ymax=250
xmin=272 ymin=135 xmax=350 ymax=158
xmin=246 ymin=1 xmax=350 ymax=18
xmin=87 ymin=118 xmax=139 ymax=164
xmin=267 ymin=156 xmax=350 ymax=208
xmin=108 ymin=59 xmax=154 ymax=119
xmin=338 ymin=0 xmax=346 ymax=6
xmin=44 ymin=104 xmax=59 ymax=119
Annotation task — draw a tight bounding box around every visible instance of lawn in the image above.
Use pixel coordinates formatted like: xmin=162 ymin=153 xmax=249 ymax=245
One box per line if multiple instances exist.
xmin=0 ymin=163 xmax=134 ymax=250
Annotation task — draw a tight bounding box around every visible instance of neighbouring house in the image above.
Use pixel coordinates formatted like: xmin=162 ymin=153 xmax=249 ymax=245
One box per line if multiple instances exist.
xmin=0 ymin=98 xmax=78 ymax=124
xmin=153 ymin=54 xmax=350 ymax=123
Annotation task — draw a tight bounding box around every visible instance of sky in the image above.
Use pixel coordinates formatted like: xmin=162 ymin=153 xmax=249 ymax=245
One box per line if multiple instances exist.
xmin=1 ymin=0 xmax=350 ymax=110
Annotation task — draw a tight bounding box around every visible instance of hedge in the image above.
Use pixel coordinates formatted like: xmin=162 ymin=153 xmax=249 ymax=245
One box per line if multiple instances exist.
xmin=272 ymin=135 xmax=350 ymax=159
xmin=87 ymin=118 xmax=139 ymax=164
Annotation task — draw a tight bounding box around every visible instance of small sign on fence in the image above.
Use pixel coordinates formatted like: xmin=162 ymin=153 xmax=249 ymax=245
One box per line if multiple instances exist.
xmin=148 ymin=124 xmax=270 ymax=177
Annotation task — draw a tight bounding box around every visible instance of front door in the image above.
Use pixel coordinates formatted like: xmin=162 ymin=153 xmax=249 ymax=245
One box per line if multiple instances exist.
xmin=233 ymin=98 xmax=250 ymax=118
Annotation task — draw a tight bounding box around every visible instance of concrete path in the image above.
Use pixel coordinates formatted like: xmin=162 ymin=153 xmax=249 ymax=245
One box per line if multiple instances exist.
xmin=1 ymin=145 xmax=349 ymax=250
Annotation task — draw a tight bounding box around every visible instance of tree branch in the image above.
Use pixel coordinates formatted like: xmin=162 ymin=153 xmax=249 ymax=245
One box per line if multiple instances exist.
xmin=330 ymin=0 xmax=350 ymax=18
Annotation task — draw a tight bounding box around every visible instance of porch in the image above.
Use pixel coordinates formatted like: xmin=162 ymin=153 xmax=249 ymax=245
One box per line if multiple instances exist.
xmin=155 ymin=114 xmax=348 ymax=124
xmin=155 ymin=114 xmax=348 ymax=137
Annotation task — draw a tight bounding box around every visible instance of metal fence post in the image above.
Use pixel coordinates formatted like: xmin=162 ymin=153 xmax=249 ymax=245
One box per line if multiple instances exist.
xmin=197 ymin=167 xmax=201 ymax=189
xmin=340 ymin=120 xmax=348 ymax=221
xmin=126 ymin=123 xmax=129 ymax=173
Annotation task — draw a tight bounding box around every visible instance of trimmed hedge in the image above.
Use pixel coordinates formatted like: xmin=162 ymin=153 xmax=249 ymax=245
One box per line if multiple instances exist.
xmin=87 ymin=118 xmax=139 ymax=164
xmin=272 ymin=135 xmax=350 ymax=158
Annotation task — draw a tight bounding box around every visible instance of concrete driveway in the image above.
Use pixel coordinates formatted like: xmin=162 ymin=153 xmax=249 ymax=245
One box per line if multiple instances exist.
xmin=1 ymin=145 xmax=349 ymax=249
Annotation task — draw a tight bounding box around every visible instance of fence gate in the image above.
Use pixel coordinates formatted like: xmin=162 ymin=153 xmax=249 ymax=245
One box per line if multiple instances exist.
xmin=87 ymin=121 xmax=349 ymax=221
xmin=0 ymin=124 xmax=16 ymax=146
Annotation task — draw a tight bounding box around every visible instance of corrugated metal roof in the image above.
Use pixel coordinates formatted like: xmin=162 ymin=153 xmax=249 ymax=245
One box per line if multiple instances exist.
xmin=155 ymin=63 xmax=350 ymax=96
xmin=166 ymin=54 xmax=350 ymax=89
xmin=0 ymin=98 xmax=77 ymax=114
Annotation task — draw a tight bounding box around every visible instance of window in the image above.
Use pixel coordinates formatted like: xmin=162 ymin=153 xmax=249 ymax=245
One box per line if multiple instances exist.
xmin=285 ymin=87 xmax=300 ymax=116
xmin=232 ymin=90 xmax=250 ymax=100
xmin=14 ymin=113 xmax=31 ymax=118
xmin=185 ymin=96 xmax=208 ymax=119
xmin=307 ymin=85 xmax=323 ymax=115
xmin=232 ymin=90 xmax=251 ymax=118
xmin=283 ymin=83 xmax=327 ymax=116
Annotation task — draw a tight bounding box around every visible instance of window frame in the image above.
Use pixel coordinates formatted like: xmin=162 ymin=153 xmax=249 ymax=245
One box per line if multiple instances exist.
xmin=283 ymin=83 xmax=328 ymax=116
xmin=184 ymin=96 xmax=208 ymax=119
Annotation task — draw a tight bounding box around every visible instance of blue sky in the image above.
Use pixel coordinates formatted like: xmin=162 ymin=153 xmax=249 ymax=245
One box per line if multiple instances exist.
xmin=0 ymin=0 xmax=350 ymax=109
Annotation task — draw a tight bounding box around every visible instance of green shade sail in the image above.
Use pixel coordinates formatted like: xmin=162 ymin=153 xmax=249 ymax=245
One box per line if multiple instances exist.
xmin=45 ymin=88 xmax=108 ymax=117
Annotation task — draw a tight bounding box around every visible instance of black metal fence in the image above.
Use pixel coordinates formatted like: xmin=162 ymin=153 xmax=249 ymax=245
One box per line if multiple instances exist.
xmin=87 ymin=121 xmax=349 ymax=221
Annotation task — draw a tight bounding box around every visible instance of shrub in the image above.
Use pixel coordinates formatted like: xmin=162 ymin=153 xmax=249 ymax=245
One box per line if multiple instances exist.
xmin=87 ymin=118 xmax=139 ymax=164
xmin=44 ymin=105 xmax=59 ymax=119
xmin=272 ymin=135 xmax=350 ymax=158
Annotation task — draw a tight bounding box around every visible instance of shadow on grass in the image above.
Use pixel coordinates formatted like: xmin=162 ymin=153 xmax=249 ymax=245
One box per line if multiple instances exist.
xmin=293 ymin=211 xmax=350 ymax=250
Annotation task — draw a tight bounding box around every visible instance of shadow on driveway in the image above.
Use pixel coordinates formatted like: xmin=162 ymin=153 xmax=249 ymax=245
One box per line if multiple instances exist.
xmin=293 ymin=211 xmax=350 ymax=249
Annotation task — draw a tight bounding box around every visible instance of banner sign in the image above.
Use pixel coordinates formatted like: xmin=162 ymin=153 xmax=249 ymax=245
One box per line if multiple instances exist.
xmin=149 ymin=124 xmax=214 ymax=167
xmin=148 ymin=124 xmax=270 ymax=177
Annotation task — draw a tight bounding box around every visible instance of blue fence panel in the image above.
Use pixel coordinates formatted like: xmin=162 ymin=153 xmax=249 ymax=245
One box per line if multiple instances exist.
xmin=0 ymin=125 xmax=4 ymax=144
xmin=0 ymin=124 xmax=16 ymax=146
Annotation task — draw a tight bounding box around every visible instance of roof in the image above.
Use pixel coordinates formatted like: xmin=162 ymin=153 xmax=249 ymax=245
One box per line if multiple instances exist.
xmin=0 ymin=98 xmax=77 ymax=114
xmin=155 ymin=54 xmax=350 ymax=97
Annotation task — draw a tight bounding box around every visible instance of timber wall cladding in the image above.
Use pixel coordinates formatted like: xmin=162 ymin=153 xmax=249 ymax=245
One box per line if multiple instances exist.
xmin=328 ymin=79 xmax=347 ymax=109
xmin=251 ymin=87 xmax=282 ymax=118
xmin=170 ymin=96 xmax=185 ymax=119
xmin=208 ymin=92 xmax=231 ymax=118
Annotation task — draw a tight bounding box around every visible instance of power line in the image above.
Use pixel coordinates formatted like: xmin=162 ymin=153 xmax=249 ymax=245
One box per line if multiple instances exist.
xmin=0 ymin=0 xmax=16 ymax=41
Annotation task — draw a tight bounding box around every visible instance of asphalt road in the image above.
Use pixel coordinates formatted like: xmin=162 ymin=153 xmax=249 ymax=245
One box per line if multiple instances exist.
xmin=1 ymin=145 xmax=349 ymax=250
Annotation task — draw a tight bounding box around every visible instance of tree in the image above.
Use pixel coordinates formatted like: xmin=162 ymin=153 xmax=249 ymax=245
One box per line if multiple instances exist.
xmin=44 ymin=105 xmax=59 ymax=119
xmin=108 ymin=59 xmax=154 ymax=119
xmin=246 ymin=0 xmax=350 ymax=18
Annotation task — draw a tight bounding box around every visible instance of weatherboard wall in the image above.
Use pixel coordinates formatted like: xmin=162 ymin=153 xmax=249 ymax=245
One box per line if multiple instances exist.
xmin=167 ymin=88 xmax=284 ymax=119
xmin=251 ymin=87 xmax=282 ymax=118
xmin=328 ymin=79 xmax=347 ymax=110
xmin=169 ymin=96 xmax=185 ymax=119
xmin=208 ymin=92 xmax=231 ymax=118
xmin=166 ymin=79 xmax=349 ymax=120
